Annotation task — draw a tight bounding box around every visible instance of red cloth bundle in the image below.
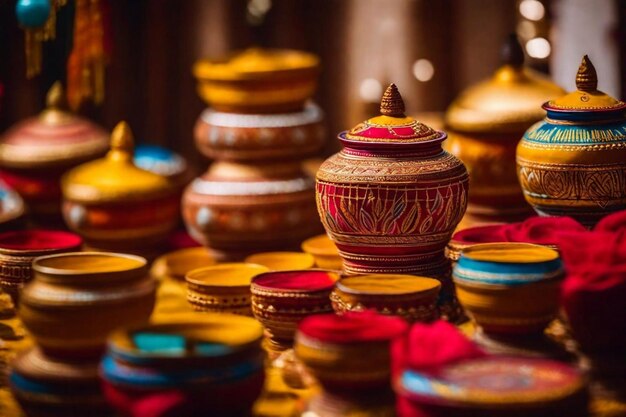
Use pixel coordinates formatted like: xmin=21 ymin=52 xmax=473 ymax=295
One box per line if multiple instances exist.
xmin=556 ymin=230 xmax=626 ymax=352
xmin=299 ymin=310 xmax=408 ymax=344
xmin=453 ymin=216 xmax=585 ymax=246
xmin=594 ymin=209 xmax=626 ymax=233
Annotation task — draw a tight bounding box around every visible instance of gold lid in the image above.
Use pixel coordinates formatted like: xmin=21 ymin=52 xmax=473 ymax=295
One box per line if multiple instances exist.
xmin=62 ymin=122 xmax=173 ymax=203
xmin=445 ymin=35 xmax=565 ymax=134
xmin=545 ymin=55 xmax=626 ymax=112
xmin=0 ymin=82 xmax=109 ymax=169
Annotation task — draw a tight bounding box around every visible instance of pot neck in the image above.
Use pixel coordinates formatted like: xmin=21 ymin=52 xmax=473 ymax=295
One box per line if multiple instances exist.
xmin=341 ymin=141 xmax=444 ymax=159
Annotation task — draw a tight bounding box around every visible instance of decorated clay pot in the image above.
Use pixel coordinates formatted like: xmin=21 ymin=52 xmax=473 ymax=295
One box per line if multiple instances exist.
xmin=316 ymin=84 xmax=468 ymax=276
xmin=453 ymin=243 xmax=563 ymax=335
xmin=301 ymin=234 xmax=343 ymax=270
xmin=10 ymin=347 xmax=110 ymax=417
xmin=193 ymin=48 xmax=320 ymax=114
xmin=61 ymin=122 xmax=179 ymax=258
xmin=250 ymin=270 xmax=336 ymax=351
xmin=185 ymin=263 xmax=269 ymax=315
xmin=194 ymin=103 xmax=325 ymax=162
xmin=0 ymin=83 xmax=108 ymax=225
xmin=183 ymin=161 xmax=321 ymax=260
xmin=295 ymin=311 xmax=408 ymax=392
xmin=517 ymin=56 xmax=626 ymax=226
xmin=0 ymin=230 xmax=82 ymax=300
xmin=396 ymin=356 xmax=587 ymax=417
xmin=445 ymin=35 xmax=564 ymax=228
xmin=245 ymin=251 xmax=315 ymax=271
xmin=331 ymin=274 xmax=440 ymax=322
xmin=101 ymin=314 xmax=265 ymax=417
xmin=20 ymin=252 xmax=156 ymax=359
xmin=0 ymin=180 xmax=25 ymax=230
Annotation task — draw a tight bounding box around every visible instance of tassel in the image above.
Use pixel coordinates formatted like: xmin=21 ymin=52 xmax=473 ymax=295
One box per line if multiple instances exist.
xmin=67 ymin=0 xmax=108 ymax=110
xmin=16 ymin=0 xmax=67 ymax=78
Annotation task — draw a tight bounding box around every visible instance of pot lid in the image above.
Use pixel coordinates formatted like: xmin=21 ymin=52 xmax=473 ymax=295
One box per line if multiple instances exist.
xmin=445 ymin=35 xmax=565 ymax=134
xmin=193 ymin=48 xmax=319 ymax=81
xmin=0 ymin=82 xmax=108 ymax=169
xmin=544 ymin=55 xmax=626 ymax=115
xmin=62 ymin=122 xmax=173 ymax=203
xmin=341 ymin=84 xmax=444 ymax=146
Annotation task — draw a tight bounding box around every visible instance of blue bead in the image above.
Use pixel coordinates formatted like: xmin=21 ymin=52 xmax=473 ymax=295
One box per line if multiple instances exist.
xmin=15 ymin=0 xmax=51 ymax=28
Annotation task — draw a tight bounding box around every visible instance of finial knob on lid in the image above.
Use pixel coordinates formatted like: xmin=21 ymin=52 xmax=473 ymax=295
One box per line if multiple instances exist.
xmin=380 ymin=84 xmax=406 ymax=117
xmin=110 ymin=121 xmax=135 ymax=154
xmin=500 ymin=33 xmax=525 ymax=67
xmin=46 ymin=81 xmax=67 ymax=109
xmin=576 ymin=55 xmax=597 ymax=92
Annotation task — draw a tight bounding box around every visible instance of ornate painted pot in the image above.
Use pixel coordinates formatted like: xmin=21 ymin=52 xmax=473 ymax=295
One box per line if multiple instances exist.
xmin=301 ymin=234 xmax=343 ymax=270
xmin=194 ymin=103 xmax=325 ymax=162
xmin=517 ymin=56 xmax=626 ymax=226
xmin=453 ymin=243 xmax=563 ymax=335
xmin=193 ymin=48 xmax=319 ymax=114
xmin=396 ymin=356 xmax=587 ymax=417
xmin=183 ymin=161 xmax=321 ymax=260
xmin=0 ymin=180 xmax=25 ymax=230
xmin=0 ymin=83 xmax=108 ymax=225
xmin=445 ymin=35 xmax=564 ymax=228
xmin=316 ymin=84 xmax=468 ymax=276
xmin=101 ymin=314 xmax=265 ymax=417
xmin=245 ymin=251 xmax=315 ymax=271
xmin=250 ymin=270 xmax=336 ymax=351
xmin=331 ymin=274 xmax=440 ymax=322
xmin=10 ymin=347 xmax=109 ymax=417
xmin=62 ymin=122 xmax=179 ymax=258
xmin=0 ymin=230 xmax=82 ymax=301
xmin=295 ymin=311 xmax=408 ymax=392
xmin=20 ymin=252 xmax=155 ymax=359
xmin=185 ymin=263 xmax=269 ymax=315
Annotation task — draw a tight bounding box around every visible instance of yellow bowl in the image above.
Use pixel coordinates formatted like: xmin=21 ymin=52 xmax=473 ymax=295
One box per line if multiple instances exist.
xmin=185 ymin=263 xmax=269 ymax=315
xmin=301 ymin=235 xmax=343 ymax=270
xmin=245 ymin=252 xmax=315 ymax=271
xmin=151 ymin=247 xmax=216 ymax=281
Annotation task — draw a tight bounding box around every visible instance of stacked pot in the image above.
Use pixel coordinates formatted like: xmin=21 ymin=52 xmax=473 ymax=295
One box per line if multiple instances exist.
xmin=183 ymin=48 xmax=325 ymax=261
xmin=10 ymin=252 xmax=156 ymax=417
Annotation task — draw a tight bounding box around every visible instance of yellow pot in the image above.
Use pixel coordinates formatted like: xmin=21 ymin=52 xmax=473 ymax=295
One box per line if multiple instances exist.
xmin=20 ymin=252 xmax=155 ymax=358
xmin=185 ymin=263 xmax=269 ymax=315
xmin=301 ymin=235 xmax=343 ymax=270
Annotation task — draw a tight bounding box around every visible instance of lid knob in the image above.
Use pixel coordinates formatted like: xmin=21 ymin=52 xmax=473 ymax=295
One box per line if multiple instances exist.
xmin=576 ymin=55 xmax=597 ymax=92
xmin=110 ymin=121 xmax=134 ymax=155
xmin=46 ymin=81 xmax=67 ymax=109
xmin=380 ymin=83 xmax=405 ymax=117
xmin=500 ymin=33 xmax=525 ymax=68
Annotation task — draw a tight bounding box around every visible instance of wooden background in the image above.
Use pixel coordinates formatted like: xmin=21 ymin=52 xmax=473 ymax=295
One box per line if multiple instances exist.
xmin=1 ymin=0 xmax=624 ymax=165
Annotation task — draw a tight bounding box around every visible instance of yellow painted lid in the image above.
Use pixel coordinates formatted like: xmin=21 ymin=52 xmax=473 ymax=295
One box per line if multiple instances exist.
xmin=62 ymin=122 xmax=173 ymax=203
xmin=462 ymin=243 xmax=559 ymax=263
xmin=151 ymin=247 xmax=216 ymax=280
xmin=301 ymin=234 xmax=339 ymax=256
xmin=194 ymin=48 xmax=319 ymax=81
xmin=546 ymin=55 xmax=626 ymax=112
xmin=186 ymin=263 xmax=269 ymax=287
xmin=337 ymin=274 xmax=441 ymax=295
xmin=245 ymin=251 xmax=315 ymax=271
xmin=445 ymin=35 xmax=564 ymax=133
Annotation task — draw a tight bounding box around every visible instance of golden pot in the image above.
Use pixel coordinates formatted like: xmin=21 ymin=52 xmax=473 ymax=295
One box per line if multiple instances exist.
xmin=185 ymin=263 xmax=269 ymax=315
xmin=62 ymin=122 xmax=179 ymax=257
xmin=445 ymin=35 xmax=564 ymax=228
xmin=193 ymin=48 xmax=319 ymax=114
xmin=517 ymin=56 xmax=626 ymax=226
xmin=20 ymin=252 xmax=156 ymax=358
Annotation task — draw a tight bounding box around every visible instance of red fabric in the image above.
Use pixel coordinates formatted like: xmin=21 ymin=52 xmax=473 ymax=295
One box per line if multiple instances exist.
xmin=298 ymin=311 xmax=408 ymax=344
xmin=253 ymin=270 xmax=336 ymax=291
xmin=452 ymin=216 xmax=585 ymax=246
xmin=594 ymin=209 xmax=626 ymax=233
xmin=0 ymin=230 xmax=82 ymax=251
xmin=556 ymin=230 xmax=626 ymax=352
xmin=392 ymin=320 xmax=485 ymax=377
